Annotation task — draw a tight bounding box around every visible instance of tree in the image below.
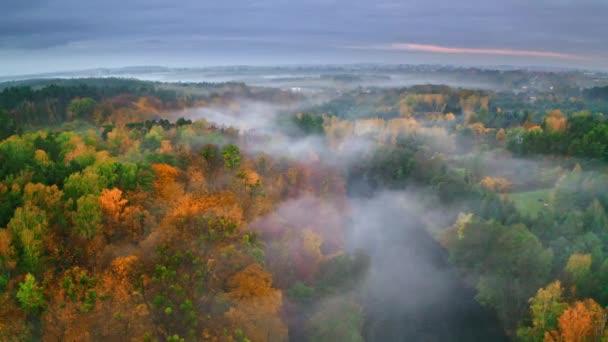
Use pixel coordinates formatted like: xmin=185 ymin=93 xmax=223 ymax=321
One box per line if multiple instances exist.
xmin=480 ymin=177 xmax=512 ymax=193
xmin=17 ymin=273 xmax=45 ymax=314
xmin=293 ymin=229 xmax=324 ymax=281
xmin=517 ymin=281 xmax=568 ymax=342
xmin=23 ymin=183 xmax=64 ymax=226
xmin=72 ymin=194 xmax=102 ymax=239
xmin=448 ymin=220 xmax=553 ymax=332
xmin=308 ymin=297 xmax=364 ymax=342
xmin=94 ymin=256 xmax=152 ymax=341
xmin=584 ymin=199 xmax=608 ymax=245
xmin=8 ymin=205 xmax=48 ymax=273
xmin=544 ymin=109 xmax=567 ymax=133
xmin=63 ymin=170 xmax=103 ymax=201
xmin=222 ymin=144 xmax=241 ymax=170
xmin=496 ymin=128 xmax=507 ymax=144
xmin=225 ymin=263 xmax=288 ymax=342
xmin=98 ymin=188 xmax=128 ymax=239
xmin=545 ymin=299 xmax=607 ymax=342
xmin=0 ymin=109 xmax=18 ymax=140
xmin=67 ymin=97 xmax=97 ymax=120
xmin=565 ymin=254 xmax=592 ymax=284
xmin=0 ymin=229 xmax=16 ymax=289
xmin=291 ymin=113 xmax=325 ymax=136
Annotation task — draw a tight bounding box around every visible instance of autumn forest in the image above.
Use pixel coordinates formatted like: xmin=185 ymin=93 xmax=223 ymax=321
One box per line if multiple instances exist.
xmin=1 ymin=69 xmax=608 ymax=342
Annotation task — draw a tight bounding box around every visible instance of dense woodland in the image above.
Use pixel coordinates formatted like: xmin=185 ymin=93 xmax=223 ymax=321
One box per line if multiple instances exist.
xmin=2 ymin=77 xmax=608 ymax=341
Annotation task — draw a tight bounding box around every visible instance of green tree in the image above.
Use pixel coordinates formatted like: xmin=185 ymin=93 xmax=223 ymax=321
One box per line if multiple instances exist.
xmin=7 ymin=205 xmax=48 ymax=273
xmin=291 ymin=113 xmax=325 ymax=136
xmin=448 ymin=220 xmax=552 ymax=332
xmin=584 ymin=199 xmax=608 ymax=245
xmin=516 ymin=281 xmax=568 ymax=342
xmin=67 ymin=97 xmax=96 ymax=120
xmin=308 ymin=297 xmax=364 ymax=342
xmin=72 ymin=195 xmax=102 ymax=239
xmin=0 ymin=109 xmax=18 ymax=140
xmin=63 ymin=170 xmax=103 ymax=202
xmin=17 ymin=273 xmax=45 ymax=314
xmin=222 ymin=144 xmax=241 ymax=170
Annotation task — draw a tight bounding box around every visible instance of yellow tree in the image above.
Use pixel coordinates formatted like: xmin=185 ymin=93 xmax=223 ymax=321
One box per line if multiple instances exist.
xmin=517 ymin=281 xmax=567 ymax=341
xmin=480 ymin=177 xmax=512 ymax=193
xmin=565 ymin=254 xmax=592 ymax=283
xmin=225 ymin=263 xmax=288 ymax=342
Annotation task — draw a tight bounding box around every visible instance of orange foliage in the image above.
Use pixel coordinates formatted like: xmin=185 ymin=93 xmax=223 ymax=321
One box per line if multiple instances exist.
xmin=170 ymin=192 xmax=244 ymax=225
xmin=524 ymin=121 xmax=543 ymax=132
xmin=480 ymin=177 xmax=512 ymax=193
xmin=99 ymin=188 xmax=128 ymax=223
xmin=157 ymin=139 xmax=172 ymax=153
xmin=64 ymin=135 xmax=95 ymax=163
xmin=42 ymin=268 xmax=96 ymax=341
xmin=106 ymin=129 xmax=137 ymax=155
xmin=34 ymin=149 xmax=50 ymax=165
xmin=242 ymin=169 xmax=261 ymax=187
xmin=98 ymin=188 xmax=150 ymax=241
xmin=225 ymin=263 xmax=287 ymax=342
xmin=0 ymin=229 xmax=16 ymax=271
xmin=0 ymin=292 xmax=29 ymax=340
xmin=545 ymin=112 xmax=568 ymax=133
xmin=95 ymin=255 xmax=151 ymax=340
xmin=545 ymin=299 xmax=606 ymax=342
xmin=496 ymin=128 xmax=507 ymax=143
xmin=152 ymin=163 xmax=178 ymax=184
xmin=132 ymin=96 xmax=162 ymax=116
xmin=98 ymin=188 xmax=128 ymax=239
xmin=102 ymin=256 xmax=139 ymax=301
xmin=185 ymin=165 xmax=207 ymax=193
xmin=151 ymin=163 xmax=183 ymax=200
xmin=468 ymin=122 xmax=494 ymax=136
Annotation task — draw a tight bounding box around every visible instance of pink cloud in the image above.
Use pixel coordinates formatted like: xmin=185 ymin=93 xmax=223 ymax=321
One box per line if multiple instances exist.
xmin=387 ymin=43 xmax=589 ymax=61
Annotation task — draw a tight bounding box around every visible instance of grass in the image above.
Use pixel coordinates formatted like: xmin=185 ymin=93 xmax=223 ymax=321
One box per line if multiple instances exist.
xmin=505 ymin=189 xmax=553 ymax=218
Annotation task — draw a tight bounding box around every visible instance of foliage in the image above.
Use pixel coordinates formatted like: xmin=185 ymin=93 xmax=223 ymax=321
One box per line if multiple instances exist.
xmin=222 ymin=144 xmax=241 ymax=170
xmin=16 ymin=273 xmax=45 ymax=314
xmin=67 ymin=97 xmax=97 ymax=120
xmin=447 ymin=218 xmax=553 ymax=332
xmin=0 ymin=78 xmax=607 ymax=340
xmin=516 ymin=281 xmax=568 ymax=342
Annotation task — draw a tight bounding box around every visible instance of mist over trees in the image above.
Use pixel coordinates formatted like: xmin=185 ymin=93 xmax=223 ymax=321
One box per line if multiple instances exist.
xmin=0 ymin=71 xmax=608 ymax=341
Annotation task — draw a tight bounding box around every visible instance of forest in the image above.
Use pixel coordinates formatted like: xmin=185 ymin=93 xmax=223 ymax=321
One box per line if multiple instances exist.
xmin=2 ymin=75 xmax=608 ymax=342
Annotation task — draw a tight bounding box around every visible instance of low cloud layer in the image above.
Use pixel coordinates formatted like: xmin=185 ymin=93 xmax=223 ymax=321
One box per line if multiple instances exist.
xmin=385 ymin=43 xmax=590 ymax=61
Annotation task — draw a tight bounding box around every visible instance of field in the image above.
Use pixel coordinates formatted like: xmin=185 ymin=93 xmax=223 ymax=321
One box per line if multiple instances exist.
xmin=505 ymin=189 xmax=553 ymax=218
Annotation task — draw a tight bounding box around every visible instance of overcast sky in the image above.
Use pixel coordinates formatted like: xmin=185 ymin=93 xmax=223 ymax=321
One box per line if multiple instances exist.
xmin=1 ymin=0 xmax=607 ymax=75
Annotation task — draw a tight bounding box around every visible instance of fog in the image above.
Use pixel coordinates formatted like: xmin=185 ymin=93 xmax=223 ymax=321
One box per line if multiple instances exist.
xmin=166 ymin=89 xmax=519 ymax=340
xmin=6 ymin=65 xmax=597 ymax=92
xmin=348 ymin=192 xmax=506 ymax=341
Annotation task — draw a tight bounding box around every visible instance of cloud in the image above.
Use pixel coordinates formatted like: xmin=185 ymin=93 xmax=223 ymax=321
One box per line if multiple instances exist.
xmin=384 ymin=43 xmax=590 ymax=61
xmin=1 ymin=0 xmax=608 ymax=73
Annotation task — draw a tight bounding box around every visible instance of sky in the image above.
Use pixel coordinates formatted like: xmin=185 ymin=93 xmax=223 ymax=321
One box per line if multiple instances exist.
xmin=1 ymin=0 xmax=607 ymax=75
